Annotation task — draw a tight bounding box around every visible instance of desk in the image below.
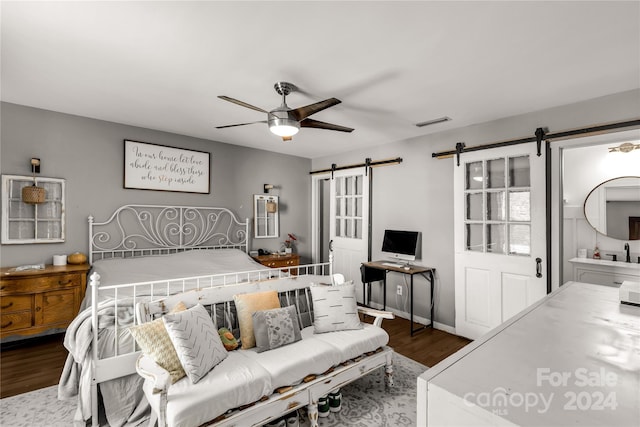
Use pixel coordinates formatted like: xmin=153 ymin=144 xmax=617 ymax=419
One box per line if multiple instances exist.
xmin=361 ymin=261 xmax=435 ymax=336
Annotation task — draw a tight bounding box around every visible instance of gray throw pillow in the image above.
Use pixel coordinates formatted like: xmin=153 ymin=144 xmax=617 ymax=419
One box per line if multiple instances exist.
xmin=163 ymin=304 xmax=228 ymax=384
xmin=252 ymin=305 xmax=302 ymax=353
xmin=310 ymin=281 xmax=363 ymax=333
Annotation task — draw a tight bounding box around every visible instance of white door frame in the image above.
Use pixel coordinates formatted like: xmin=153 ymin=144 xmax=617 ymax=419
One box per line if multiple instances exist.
xmin=311 ymin=173 xmax=330 ymax=264
xmin=550 ymin=128 xmax=640 ymax=290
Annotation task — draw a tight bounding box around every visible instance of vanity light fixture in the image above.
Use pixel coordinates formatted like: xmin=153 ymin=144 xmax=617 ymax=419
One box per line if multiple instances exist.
xmin=21 ymin=158 xmax=46 ymax=204
xmin=608 ymin=142 xmax=640 ymax=153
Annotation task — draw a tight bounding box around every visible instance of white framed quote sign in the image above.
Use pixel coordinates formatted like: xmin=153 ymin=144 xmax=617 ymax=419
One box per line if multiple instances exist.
xmin=124 ymin=140 xmax=210 ymax=194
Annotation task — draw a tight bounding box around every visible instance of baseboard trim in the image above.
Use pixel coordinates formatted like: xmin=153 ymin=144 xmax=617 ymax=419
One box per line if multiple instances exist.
xmin=364 ymin=302 xmax=456 ymax=335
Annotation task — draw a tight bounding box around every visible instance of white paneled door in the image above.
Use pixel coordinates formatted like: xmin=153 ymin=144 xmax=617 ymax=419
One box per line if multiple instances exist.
xmin=330 ymin=169 xmax=369 ymax=300
xmin=454 ymin=143 xmax=547 ymax=340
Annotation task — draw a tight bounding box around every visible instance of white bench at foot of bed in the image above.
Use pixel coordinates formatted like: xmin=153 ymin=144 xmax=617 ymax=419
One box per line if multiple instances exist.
xmin=134 ymin=279 xmax=395 ymax=427
xmin=138 ymin=342 xmax=393 ymax=427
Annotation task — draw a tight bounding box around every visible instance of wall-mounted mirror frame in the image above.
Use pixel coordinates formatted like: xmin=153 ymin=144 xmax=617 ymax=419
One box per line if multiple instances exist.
xmin=253 ymin=194 xmax=279 ymax=238
xmin=583 ymin=176 xmax=640 ymax=240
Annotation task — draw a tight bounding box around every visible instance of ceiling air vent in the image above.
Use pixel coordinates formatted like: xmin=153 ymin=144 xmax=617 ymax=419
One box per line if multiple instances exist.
xmin=415 ymin=116 xmax=452 ymax=127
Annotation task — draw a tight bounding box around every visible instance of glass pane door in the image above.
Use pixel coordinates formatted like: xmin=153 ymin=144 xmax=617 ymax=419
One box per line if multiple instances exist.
xmin=463 ymin=155 xmax=532 ymax=256
xmin=334 ymin=175 xmax=363 ymax=239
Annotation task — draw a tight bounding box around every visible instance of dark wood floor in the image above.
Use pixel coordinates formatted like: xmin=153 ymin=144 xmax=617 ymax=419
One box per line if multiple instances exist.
xmin=0 ymin=317 xmax=470 ymax=399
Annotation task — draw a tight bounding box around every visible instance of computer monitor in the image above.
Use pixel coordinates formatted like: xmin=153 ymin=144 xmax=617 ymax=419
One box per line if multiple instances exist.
xmin=381 ymin=229 xmax=420 ymax=262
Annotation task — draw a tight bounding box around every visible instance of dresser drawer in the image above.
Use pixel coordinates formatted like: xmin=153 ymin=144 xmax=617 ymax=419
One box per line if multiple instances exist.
xmin=0 ymin=273 xmax=81 ymax=294
xmin=1 ymin=311 xmax=32 ymax=332
xmin=40 ymin=290 xmax=78 ymax=325
xmin=0 ymin=295 xmax=32 ymax=312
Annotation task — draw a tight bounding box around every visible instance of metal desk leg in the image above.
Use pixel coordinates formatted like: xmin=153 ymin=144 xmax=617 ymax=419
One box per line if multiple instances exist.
xmin=410 ymin=274 xmax=415 ymax=335
xmin=383 ymin=274 xmax=387 ymax=310
xmin=429 ymin=270 xmax=434 ymax=329
xmin=410 ymin=272 xmax=430 ymax=336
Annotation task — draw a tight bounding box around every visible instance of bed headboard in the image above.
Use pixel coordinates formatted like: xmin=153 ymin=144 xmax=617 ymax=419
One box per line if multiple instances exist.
xmin=89 ymin=205 xmax=249 ymax=263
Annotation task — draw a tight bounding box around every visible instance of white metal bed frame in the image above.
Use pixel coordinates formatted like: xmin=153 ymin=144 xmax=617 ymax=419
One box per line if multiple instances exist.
xmin=89 ymin=204 xmax=251 ymax=263
xmin=84 ymin=204 xmax=331 ymax=427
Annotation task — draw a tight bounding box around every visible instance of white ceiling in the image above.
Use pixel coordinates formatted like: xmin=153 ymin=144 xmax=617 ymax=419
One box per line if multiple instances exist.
xmin=2 ymin=1 xmax=639 ymax=159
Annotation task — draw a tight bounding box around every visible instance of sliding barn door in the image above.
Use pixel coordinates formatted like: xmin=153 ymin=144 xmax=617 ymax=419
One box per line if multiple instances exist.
xmin=330 ymin=169 xmax=370 ymax=298
xmin=454 ymin=143 xmax=547 ymax=340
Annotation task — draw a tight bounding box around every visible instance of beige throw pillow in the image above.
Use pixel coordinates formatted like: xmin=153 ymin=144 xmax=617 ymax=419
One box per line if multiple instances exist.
xmin=234 ymin=290 xmax=281 ymax=349
xmin=128 ymin=301 xmax=188 ymax=383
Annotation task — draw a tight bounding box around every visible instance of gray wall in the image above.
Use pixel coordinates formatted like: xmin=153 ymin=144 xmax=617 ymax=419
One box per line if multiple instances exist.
xmin=0 ymin=102 xmax=311 ymax=267
xmin=312 ymin=89 xmax=640 ymax=329
xmin=3 ymin=89 xmax=638 ymax=330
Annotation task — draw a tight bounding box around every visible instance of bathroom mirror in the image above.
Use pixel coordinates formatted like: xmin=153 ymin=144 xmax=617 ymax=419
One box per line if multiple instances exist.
xmin=583 ymin=176 xmax=640 ymax=240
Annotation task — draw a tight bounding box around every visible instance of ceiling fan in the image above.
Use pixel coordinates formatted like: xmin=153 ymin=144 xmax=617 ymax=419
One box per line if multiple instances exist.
xmin=216 ymin=82 xmax=354 ymax=141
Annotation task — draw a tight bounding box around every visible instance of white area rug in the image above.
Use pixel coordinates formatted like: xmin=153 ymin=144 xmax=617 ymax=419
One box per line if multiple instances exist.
xmin=0 ymin=353 xmax=426 ymax=427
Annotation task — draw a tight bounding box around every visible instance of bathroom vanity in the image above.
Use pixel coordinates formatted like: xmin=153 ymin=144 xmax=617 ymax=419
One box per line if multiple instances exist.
xmin=569 ymin=257 xmax=640 ymax=287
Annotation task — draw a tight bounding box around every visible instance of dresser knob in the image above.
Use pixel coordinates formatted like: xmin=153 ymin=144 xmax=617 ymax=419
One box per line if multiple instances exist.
xmin=58 ymin=280 xmax=72 ymax=286
xmin=1 ymin=302 xmax=14 ymax=310
xmin=1 ymin=321 xmax=13 ymax=329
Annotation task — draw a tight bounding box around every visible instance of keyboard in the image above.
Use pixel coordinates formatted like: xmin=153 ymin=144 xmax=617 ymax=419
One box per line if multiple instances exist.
xmin=381 ymin=262 xmax=403 ymax=268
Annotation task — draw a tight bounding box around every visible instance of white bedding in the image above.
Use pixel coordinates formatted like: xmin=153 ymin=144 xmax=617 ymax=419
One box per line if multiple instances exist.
xmin=91 ymin=249 xmax=268 ymax=287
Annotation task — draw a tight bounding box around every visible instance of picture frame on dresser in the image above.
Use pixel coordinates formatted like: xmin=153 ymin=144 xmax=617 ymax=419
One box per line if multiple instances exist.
xmin=1 ymin=175 xmax=66 ymax=244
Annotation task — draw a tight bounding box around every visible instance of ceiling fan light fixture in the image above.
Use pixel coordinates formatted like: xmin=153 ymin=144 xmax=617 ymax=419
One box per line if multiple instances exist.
xmin=269 ymin=118 xmax=300 ymax=138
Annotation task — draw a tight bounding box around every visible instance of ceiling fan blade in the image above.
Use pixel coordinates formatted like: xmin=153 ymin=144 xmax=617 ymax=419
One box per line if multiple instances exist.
xmin=291 ymin=98 xmax=341 ymax=121
xmin=300 ymin=118 xmax=354 ymax=133
xmin=218 ymin=96 xmax=268 ymax=113
xmin=215 ymin=120 xmax=267 ymax=129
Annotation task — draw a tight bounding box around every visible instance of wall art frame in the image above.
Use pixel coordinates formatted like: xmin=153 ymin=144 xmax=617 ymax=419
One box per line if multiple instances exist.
xmin=1 ymin=174 xmax=66 ymax=244
xmin=123 ymin=139 xmax=211 ymax=194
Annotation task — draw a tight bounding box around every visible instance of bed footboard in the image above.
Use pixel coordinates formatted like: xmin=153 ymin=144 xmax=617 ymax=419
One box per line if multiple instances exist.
xmin=86 ymin=265 xmax=331 ymax=427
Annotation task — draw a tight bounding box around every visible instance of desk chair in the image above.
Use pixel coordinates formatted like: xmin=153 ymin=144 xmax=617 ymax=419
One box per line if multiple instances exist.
xmin=360 ymin=264 xmax=386 ymax=309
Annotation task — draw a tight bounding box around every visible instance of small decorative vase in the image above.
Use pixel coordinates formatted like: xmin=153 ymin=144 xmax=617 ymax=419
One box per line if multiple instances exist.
xmin=67 ymin=252 xmax=87 ymax=265
xmin=285 ymin=248 xmax=292 ymax=254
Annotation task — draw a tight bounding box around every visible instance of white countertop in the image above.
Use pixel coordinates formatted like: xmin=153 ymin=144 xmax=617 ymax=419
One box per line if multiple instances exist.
xmin=421 ymin=281 xmax=640 ymax=427
xmin=569 ymin=257 xmax=640 ymax=272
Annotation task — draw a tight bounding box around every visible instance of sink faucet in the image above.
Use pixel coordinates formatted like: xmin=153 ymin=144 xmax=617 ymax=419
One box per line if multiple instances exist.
xmin=625 ymin=243 xmax=630 ymax=263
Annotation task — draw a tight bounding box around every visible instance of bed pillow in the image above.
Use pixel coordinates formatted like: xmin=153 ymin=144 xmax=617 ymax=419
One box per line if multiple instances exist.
xmin=163 ymin=304 xmax=228 ymax=384
xmin=253 ymin=305 xmax=302 ymax=353
xmin=234 ymin=290 xmax=281 ymax=349
xmin=128 ymin=301 xmax=188 ymax=383
xmin=310 ymin=281 xmax=363 ymax=333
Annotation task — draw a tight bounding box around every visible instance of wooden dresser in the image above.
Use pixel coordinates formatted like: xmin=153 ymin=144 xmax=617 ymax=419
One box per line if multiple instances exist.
xmin=0 ymin=263 xmax=90 ymax=340
xmin=252 ymin=253 xmax=300 ymax=275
